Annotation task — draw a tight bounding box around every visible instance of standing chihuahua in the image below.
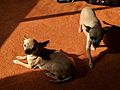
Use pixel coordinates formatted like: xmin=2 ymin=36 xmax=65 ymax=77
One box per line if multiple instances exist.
xmin=79 ymin=6 xmax=105 ymax=68
xmin=13 ymin=36 xmax=75 ymax=83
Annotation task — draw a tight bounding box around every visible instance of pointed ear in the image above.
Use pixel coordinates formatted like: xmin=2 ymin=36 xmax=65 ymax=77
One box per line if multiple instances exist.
xmin=39 ymin=40 xmax=49 ymax=48
xmin=83 ymin=24 xmax=91 ymax=32
xmin=24 ymin=36 xmax=28 ymax=40
xmin=103 ymin=26 xmax=111 ymax=34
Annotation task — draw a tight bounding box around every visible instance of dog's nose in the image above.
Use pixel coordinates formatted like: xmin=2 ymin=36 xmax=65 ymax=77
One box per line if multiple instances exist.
xmin=25 ymin=49 xmax=33 ymax=54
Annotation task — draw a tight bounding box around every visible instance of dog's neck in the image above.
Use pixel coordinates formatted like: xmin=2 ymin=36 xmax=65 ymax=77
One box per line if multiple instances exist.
xmin=32 ymin=48 xmax=56 ymax=60
xmin=94 ymin=20 xmax=102 ymax=28
xmin=27 ymin=54 xmax=37 ymax=60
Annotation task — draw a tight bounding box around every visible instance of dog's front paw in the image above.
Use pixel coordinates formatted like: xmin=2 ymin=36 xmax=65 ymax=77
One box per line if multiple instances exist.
xmin=89 ymin=63 xmax=95 ymax=69
xmin=16 ymin=56 xmax=26 ymax=60
xmin=91 ymin=45 xmax=96 ymax=51
xmin=91 ymin=47 xmax=96 ymax=51
xmin=13 ymin=60 xmax=19 ymax=64
xmin=16 ymin=56 xmax=22 ymax=60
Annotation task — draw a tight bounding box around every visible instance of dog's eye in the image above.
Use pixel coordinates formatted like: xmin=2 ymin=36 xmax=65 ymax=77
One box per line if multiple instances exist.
xmin=24 ymin=44 xmax=26 ymax=47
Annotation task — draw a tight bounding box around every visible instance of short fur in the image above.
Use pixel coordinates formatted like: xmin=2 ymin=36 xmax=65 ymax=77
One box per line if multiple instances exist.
xmin=79 ymin=6 xmax=105 ymax=68
xmin=13 ymin=36 xmax=75 ymax=83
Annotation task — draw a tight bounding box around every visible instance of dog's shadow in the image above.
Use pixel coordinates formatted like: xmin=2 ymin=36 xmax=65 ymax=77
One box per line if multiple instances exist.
xmin=94 ymin=23 xmax=120 ymax=63
xmin=61 ymin=50 xmax=90 ymax=80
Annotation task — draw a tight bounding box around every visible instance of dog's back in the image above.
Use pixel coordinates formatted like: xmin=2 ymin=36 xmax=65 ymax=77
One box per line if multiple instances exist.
xmin=36 ymin=49 xmax=75 ymax=82
xmin=80 ymin=6 xmax=101 ymax=28
xmin=41 ymin=50 xmax=75 ymax=75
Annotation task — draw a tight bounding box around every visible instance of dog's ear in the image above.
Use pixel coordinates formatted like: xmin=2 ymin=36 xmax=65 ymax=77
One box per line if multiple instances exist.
xmin=102 ymin=26 xmax=111 ymax=34
xmin=24 ymin=36 xmax=28 ymax=40
xmin=83 ymin=24 xmax=91 ymax=32
xmin=39 ymin=40 xmax=49 ymax=48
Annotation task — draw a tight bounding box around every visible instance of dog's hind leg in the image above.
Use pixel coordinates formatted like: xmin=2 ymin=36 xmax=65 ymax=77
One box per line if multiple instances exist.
xmin=45 ymin=72 xmax=57 ymax=79
xmin=45 ymin=72 xmax=60 ymax=81
xmin=45 ymin=72 xmax=72 ymax=83
xmin=78 ymin=20 xmax=83 ymax=33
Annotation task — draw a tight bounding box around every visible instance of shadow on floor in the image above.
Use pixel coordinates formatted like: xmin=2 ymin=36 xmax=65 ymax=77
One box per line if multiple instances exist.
xmin=21 ymin=6 xmax=119 ymax=22
xmin=62 ymin=50 xmax=90 ymax=79
xmin=61 ymin=50 xmax=90 ymax=79
xmin=0 ymin=0 xmax=38 ymax=47
xmin=94 ymin=22 xmax=120 ymax=63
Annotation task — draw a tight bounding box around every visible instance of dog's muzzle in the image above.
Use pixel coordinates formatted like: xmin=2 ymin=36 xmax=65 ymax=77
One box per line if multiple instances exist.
xmin=24 ymin=49 xmax=33 ymax=54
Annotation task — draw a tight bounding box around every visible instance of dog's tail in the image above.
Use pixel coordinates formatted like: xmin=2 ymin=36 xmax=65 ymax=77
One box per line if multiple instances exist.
xmin=49 ymin=76 xmax=72 ymax=83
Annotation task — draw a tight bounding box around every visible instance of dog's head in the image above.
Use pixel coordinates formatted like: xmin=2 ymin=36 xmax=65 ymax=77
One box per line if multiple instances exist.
xmin=23 ymin=36 xmax=49 ymax=55
xmin=84 ymin=25 xmax=104 ymax=48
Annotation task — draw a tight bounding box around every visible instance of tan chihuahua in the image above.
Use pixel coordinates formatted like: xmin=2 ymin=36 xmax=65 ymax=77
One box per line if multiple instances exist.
xmin=79 ymin=6 xmax=106 ymax=68
xmin=13 ymin=36 xmax=75 ymax=83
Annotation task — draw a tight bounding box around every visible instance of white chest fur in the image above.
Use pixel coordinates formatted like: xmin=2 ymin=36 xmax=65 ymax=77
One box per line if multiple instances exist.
xmin=27 ymin=55 xmax=37 ymax=60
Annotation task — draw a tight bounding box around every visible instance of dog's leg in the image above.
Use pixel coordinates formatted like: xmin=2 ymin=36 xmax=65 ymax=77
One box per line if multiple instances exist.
xmin=86 ymin=36 xmax=94 ymax=68
xmin=78 ymin=20 xmax=83 ymax=33
xmin=34 ymin=57 xmax=42 ymax=65
xmin=72 ymin=0 xmax=74 ymax=2
xmin=45 ymin=72 xmax=58 ymax=80
xmin=78 ymin=24 xmax=83 ymax=33
xmin=13 ymin=57 xmax=42 ymax=69
xmin=91 ymin=44 xmax=96 ymax=51
xmin=13 ymin=60 xmax=32 ymax=69
xmin=31 ymin=57 xmax=42 ymax=69
xmin=16 ymin=56 xmax=27 ymax=60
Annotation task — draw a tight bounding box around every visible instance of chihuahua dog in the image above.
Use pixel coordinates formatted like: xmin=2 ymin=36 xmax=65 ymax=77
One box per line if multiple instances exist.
xmin=13 ymin=36 xmax=75 ymax=83
xmin=79 ymin=6 xmax=105 ymax=68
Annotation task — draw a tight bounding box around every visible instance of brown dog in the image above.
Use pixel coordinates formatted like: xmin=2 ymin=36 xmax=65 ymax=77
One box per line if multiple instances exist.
xmin=13 ymin=36 xmax=75 ymax=83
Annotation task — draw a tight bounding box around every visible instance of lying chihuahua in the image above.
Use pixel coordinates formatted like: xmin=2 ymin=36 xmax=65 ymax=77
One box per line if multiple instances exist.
xmin=13 ymin=36 xmax=75 ymax=83
xmin=79 ymin=6 xmax=105 ymax=68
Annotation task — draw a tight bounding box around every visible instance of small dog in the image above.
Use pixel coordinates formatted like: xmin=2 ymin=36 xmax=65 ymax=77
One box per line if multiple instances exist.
xmin=13 ymin=36 xmax=75 ymax=83
xmin=79 ymin=6 xmax=105 ymax=68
